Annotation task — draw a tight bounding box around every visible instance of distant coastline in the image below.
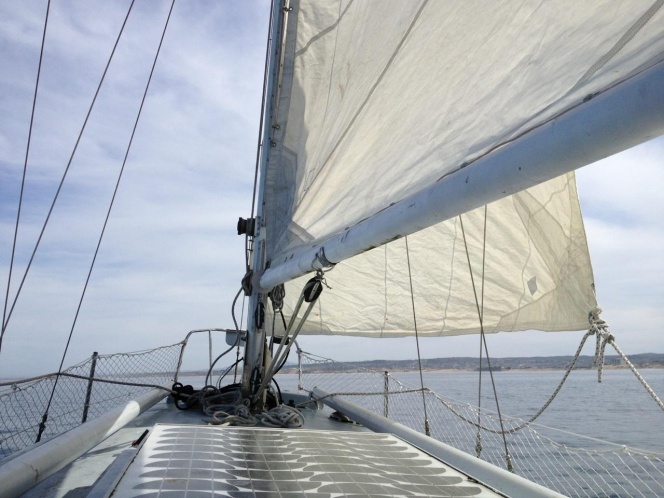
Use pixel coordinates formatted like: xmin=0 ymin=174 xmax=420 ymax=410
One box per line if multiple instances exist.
xmin=276 ymin=353 xmax=664 ymax=374
xmin=171 ymin=353 xmax=664 ymax=379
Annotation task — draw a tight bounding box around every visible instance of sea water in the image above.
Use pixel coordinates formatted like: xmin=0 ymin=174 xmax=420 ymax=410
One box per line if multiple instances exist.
xmin=420 ymin=368 xmax=664 ymax=454
xmin=179 ymin=368 xmax=664 ymax=454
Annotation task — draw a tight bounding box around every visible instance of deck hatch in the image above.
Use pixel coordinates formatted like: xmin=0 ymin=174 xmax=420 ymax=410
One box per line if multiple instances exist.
xmin=111 ymin=424 xmax=499 ymax=497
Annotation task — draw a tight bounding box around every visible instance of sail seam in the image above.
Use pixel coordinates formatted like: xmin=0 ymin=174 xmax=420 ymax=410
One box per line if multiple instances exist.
xmin=438 ymin=218 xmax=459 ymax=335
xmin=428 ymin=1 xmax=664 ymax=191
xmin=299 ymin=0 xmax=430 ymax=198
xmin=573 ymin=0 xmax=664 ymax=90
xmin=294 ymin=0 xmax=355 ymax=58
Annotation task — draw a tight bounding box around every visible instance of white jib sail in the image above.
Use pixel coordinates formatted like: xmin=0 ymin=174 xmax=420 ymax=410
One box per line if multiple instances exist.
xmin=261 ymin=0 xmax=664 ymax=336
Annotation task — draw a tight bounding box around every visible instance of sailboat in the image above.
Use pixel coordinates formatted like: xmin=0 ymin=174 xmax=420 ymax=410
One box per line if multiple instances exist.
xmin=1 ymin=1 xmax=663 ymax=497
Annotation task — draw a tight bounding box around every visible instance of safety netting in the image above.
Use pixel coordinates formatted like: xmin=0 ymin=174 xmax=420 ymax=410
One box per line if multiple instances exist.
xmin=297 ymin=350 xmax=664 ymax=498
xmin=0 ymin=343 xmax=181 ymax=459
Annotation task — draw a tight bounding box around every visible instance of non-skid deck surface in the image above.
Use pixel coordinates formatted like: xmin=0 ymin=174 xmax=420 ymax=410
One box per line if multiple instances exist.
xmin=112 ymin=424 xmax=500 ymax=497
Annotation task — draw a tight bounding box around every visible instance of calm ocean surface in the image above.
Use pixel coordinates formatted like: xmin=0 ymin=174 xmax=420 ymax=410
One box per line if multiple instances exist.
xmin=180 ymin=368 xmax=664 ymax=454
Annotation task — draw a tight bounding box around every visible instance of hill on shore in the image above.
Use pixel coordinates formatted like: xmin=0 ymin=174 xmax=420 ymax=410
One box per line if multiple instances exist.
xmin=278 ymin=353 xmax=664 ymax=374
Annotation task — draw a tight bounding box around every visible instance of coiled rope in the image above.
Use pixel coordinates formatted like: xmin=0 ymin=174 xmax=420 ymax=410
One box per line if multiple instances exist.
xmin=175 ymin=383 xmax=305 ymax=429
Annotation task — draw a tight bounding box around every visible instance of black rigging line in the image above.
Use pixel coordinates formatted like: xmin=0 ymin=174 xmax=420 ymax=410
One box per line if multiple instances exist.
xmin=217 ymin=358 xmax=243 ymax=389
xmin=250 ymin=1 xmax=276 ymax=221
xmin=231 ymin=287 xmax=243 ymax=330
xmin=246 ymin=1 xmax=276 ymax=270
xmin=459 ymin=212 xmax=513 ymax=471
xmin=0 ymin=0 xmax=51 ymax=355
xmin=405 ymin=236 xmax=431 ymax=436
xmin=475 ymin=206 xmax=487 ymax=457
xmin=1 ymin=0 xmax=137 ymax=343
xmin=206 ymin=334 xmax=242 ymax=388
xmin=232 ymin=288 xmax=248 ymax=383
xmin=36 ymin=0 xmax=175 ymax=443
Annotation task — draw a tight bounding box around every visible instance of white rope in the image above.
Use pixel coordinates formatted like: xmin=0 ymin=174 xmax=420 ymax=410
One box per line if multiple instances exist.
xmin=589 ymin=308 xmax=664 ymax=412
xmin=205 ymin=404 xmax=257 ymax=427
xmin=201 ymin=386 xmax=304 ymax=428
xmin=256 ymin=404 xmax=304 ymax=428
xmin=189 ymin=383 xmax=302 ymax=427
xmin=610 ymin=339 xmax=664 ymax=411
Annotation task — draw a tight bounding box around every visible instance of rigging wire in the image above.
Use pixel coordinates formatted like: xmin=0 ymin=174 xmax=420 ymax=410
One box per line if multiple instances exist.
xmin=216 ymin=358 xmax=243 ymax=389
xmin=0 ymin=0 xmax=51 ymax=356
xmin=589 ymin=310 xmax=664 ymax=412
xmin=231 ymin=287 xmax=243 ymax=331
xmin=35 ymin=0 xmax=175 ymax=443
xmin=240 ymin=293 xmax=247 ymax=329
xmin=233 ymin=299 xmax=246 ymax=384
xmin=205 ymin=334 xmax=241 ymax=388
xmin=404 ymin=236 xmax=431 ymax=437
xmin=459 ymin=212 xmax=513 ymax=471
xmin=1 ymin=0 xmax=137 ymax=342
xmin=269 ymin=301 xmax=277 ymax=355
xmin=245 ymin=1 xmax=277 ymax=270
xmin=233 ymin=342 xmax=241 ymax=384
xmin=254 ymin=274 xmax=324 ymax=403
xmin=249 ymin=1 xmax=274 ymax=220
xmin=475 ymin=206 xmax=487 ymax=457
xmin=231 ymin=287 xmax=245 ymax=383
xmin=271 ymin=376 xmax=283 ymax=405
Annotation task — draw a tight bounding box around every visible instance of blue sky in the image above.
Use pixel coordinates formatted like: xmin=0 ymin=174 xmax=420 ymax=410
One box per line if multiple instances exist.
xmin=1 ymin=1 xmax=662 ymax=377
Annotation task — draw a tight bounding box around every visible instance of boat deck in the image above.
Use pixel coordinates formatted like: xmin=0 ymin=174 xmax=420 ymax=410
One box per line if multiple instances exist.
xmin=22 ymin=394 xmax=502 ymax=498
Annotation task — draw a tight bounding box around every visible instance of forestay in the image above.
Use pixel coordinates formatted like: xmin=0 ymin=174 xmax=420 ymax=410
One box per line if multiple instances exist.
xmin=261 ymin=0 xmax=664 ymax=336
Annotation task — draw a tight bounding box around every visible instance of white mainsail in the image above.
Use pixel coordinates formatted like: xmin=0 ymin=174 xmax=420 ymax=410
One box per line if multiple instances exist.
xmin=259 ymin=0 xmax=664 ymax=336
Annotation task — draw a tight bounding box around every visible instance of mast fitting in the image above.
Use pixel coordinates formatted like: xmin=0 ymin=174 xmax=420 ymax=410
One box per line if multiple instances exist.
xmin=237 ymin=217 xmax=256 ymax=236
